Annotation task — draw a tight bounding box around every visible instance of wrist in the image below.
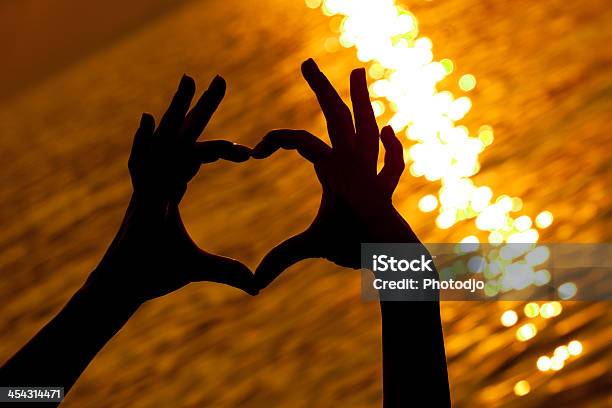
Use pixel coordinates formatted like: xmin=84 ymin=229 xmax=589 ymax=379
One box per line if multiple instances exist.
xmin=80 ymin=272 xmax=143 ymax=313
xmin=356 ymin=202 xmax=419 ymax=243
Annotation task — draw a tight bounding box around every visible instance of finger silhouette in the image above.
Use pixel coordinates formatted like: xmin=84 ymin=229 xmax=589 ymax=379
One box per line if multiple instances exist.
xmin=252 ymin=129 xmax=331 ymax=163
xmin=350 ymin=68 xmax=379 ymax=173
xmin=181 ymin=75 xmax=227 ymax=143
xmin=157 ymin=75 xmax=196 ymax=141
xmin=253 ymin=61 xmax=410 ymax=290
xmin=129 ymin=113 xmax=155 ymax=166
xmin=378 ymin=125 xmax=405 ymax=194
xmin=194 ymin=141 xmax=251 ymax=163
xmin=301 ymin=59 xmax=354 ymax=151
xmin=255 ymin=231 xmax=317 ymax=289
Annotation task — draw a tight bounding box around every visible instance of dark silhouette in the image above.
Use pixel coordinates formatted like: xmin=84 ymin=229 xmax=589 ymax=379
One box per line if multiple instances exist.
xmin=1 ymin=61 xmax=450 ymax=407
xmin=0 ymin=74 xmax=258 ymax=402
xmin=252 ymin=59 xmax=451 ymax=407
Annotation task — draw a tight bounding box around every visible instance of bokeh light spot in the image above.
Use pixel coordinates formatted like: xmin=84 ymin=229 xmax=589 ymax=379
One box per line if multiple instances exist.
xmin=524 ymin=302 xmax=539 ymax=318
xmin=501 ymin=310 xmax=518 ymax=327
xmin=418 ymin=194 xmax=438 ymax=212
xmin=535 ymin=211 xmax=554 ymax=228
xmin=568 ymin=340 xmax=583 ymax=356
xmin=459 ymin=74 xmax=476 ymax=91
xmin=537 ymin=356 xmax=551 ymax=371
xmin=558 ymin=282 xmax=577 ymax=299
xmin=516 ymin=323 xmax=537 ymax=341
xmin=514 ymin=380 xmax=531 ymax=396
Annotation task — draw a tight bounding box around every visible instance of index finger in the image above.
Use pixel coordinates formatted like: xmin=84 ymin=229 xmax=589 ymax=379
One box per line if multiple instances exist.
xmin=157 ymin=75 xmax=196 ymax=142
xmin=193 ymin=140 xmax=252 ymax=163
xmin=350 ymin=68 xmax=379 ymax=173
xmin=251 ymin=129 xmax=332 ymax=163
xmin=181 ymin=75 xmax=227 ymax=143
xmin=301 ymin=59 xmax=355 ymax=152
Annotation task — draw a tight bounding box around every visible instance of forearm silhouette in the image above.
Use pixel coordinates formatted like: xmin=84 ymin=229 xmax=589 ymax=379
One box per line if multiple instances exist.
xmin=252 ymin=59 xmax=451 ymax=407
xmin=0 ymin=75 xmax=257 ymax=402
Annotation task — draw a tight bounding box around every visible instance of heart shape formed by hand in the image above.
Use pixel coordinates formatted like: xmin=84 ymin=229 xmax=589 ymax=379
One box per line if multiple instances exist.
xmin=91 ymin=74 xmax=259 ymax=304
xmin=250 ymin=59 xmax=419 ymax=291
xmin=95 ymin=59 xmax=421 ymax=305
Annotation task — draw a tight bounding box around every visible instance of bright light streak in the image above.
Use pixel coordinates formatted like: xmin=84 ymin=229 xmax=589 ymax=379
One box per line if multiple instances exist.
xmin=327 ymin=0 xmax=580 ymax=399
xmin=310 ymin=0 xmax=558 ymax=296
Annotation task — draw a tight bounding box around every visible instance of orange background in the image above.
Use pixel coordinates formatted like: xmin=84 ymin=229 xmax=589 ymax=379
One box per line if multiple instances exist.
xmin=0 ymin=0 xmax=610 ymax=406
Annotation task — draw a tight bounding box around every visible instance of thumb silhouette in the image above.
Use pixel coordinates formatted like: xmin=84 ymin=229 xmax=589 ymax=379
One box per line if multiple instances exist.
xmin=254 ymin=230 xmax=318 ymax=287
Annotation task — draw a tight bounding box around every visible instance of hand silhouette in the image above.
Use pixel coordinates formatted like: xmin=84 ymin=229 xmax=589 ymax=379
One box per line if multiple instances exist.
xmin=252 ymin=59 xmax=419 ymax=289
xmin=0 ymin=75 xmax=260 ymax=397
xmin=252 ymin=61 xmax=449 ymax=407
xmin=87 ymin=74 xmax=258 ymax=302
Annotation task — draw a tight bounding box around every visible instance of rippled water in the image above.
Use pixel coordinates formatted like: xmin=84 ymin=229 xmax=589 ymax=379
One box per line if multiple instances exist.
xmin=1 ymin=0 xmax=610 ymax=406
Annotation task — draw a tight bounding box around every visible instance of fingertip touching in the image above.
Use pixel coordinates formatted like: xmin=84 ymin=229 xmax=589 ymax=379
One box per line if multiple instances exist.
xmin=251 ymin=132 xmax=280 ymax=159
xmin=194 ymin=141 xmax=252 ymax=163
xmin=228 ymin=144 xmax=252 ymax=162
xmin=251 ymin=129 xmax=330 ymax=163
